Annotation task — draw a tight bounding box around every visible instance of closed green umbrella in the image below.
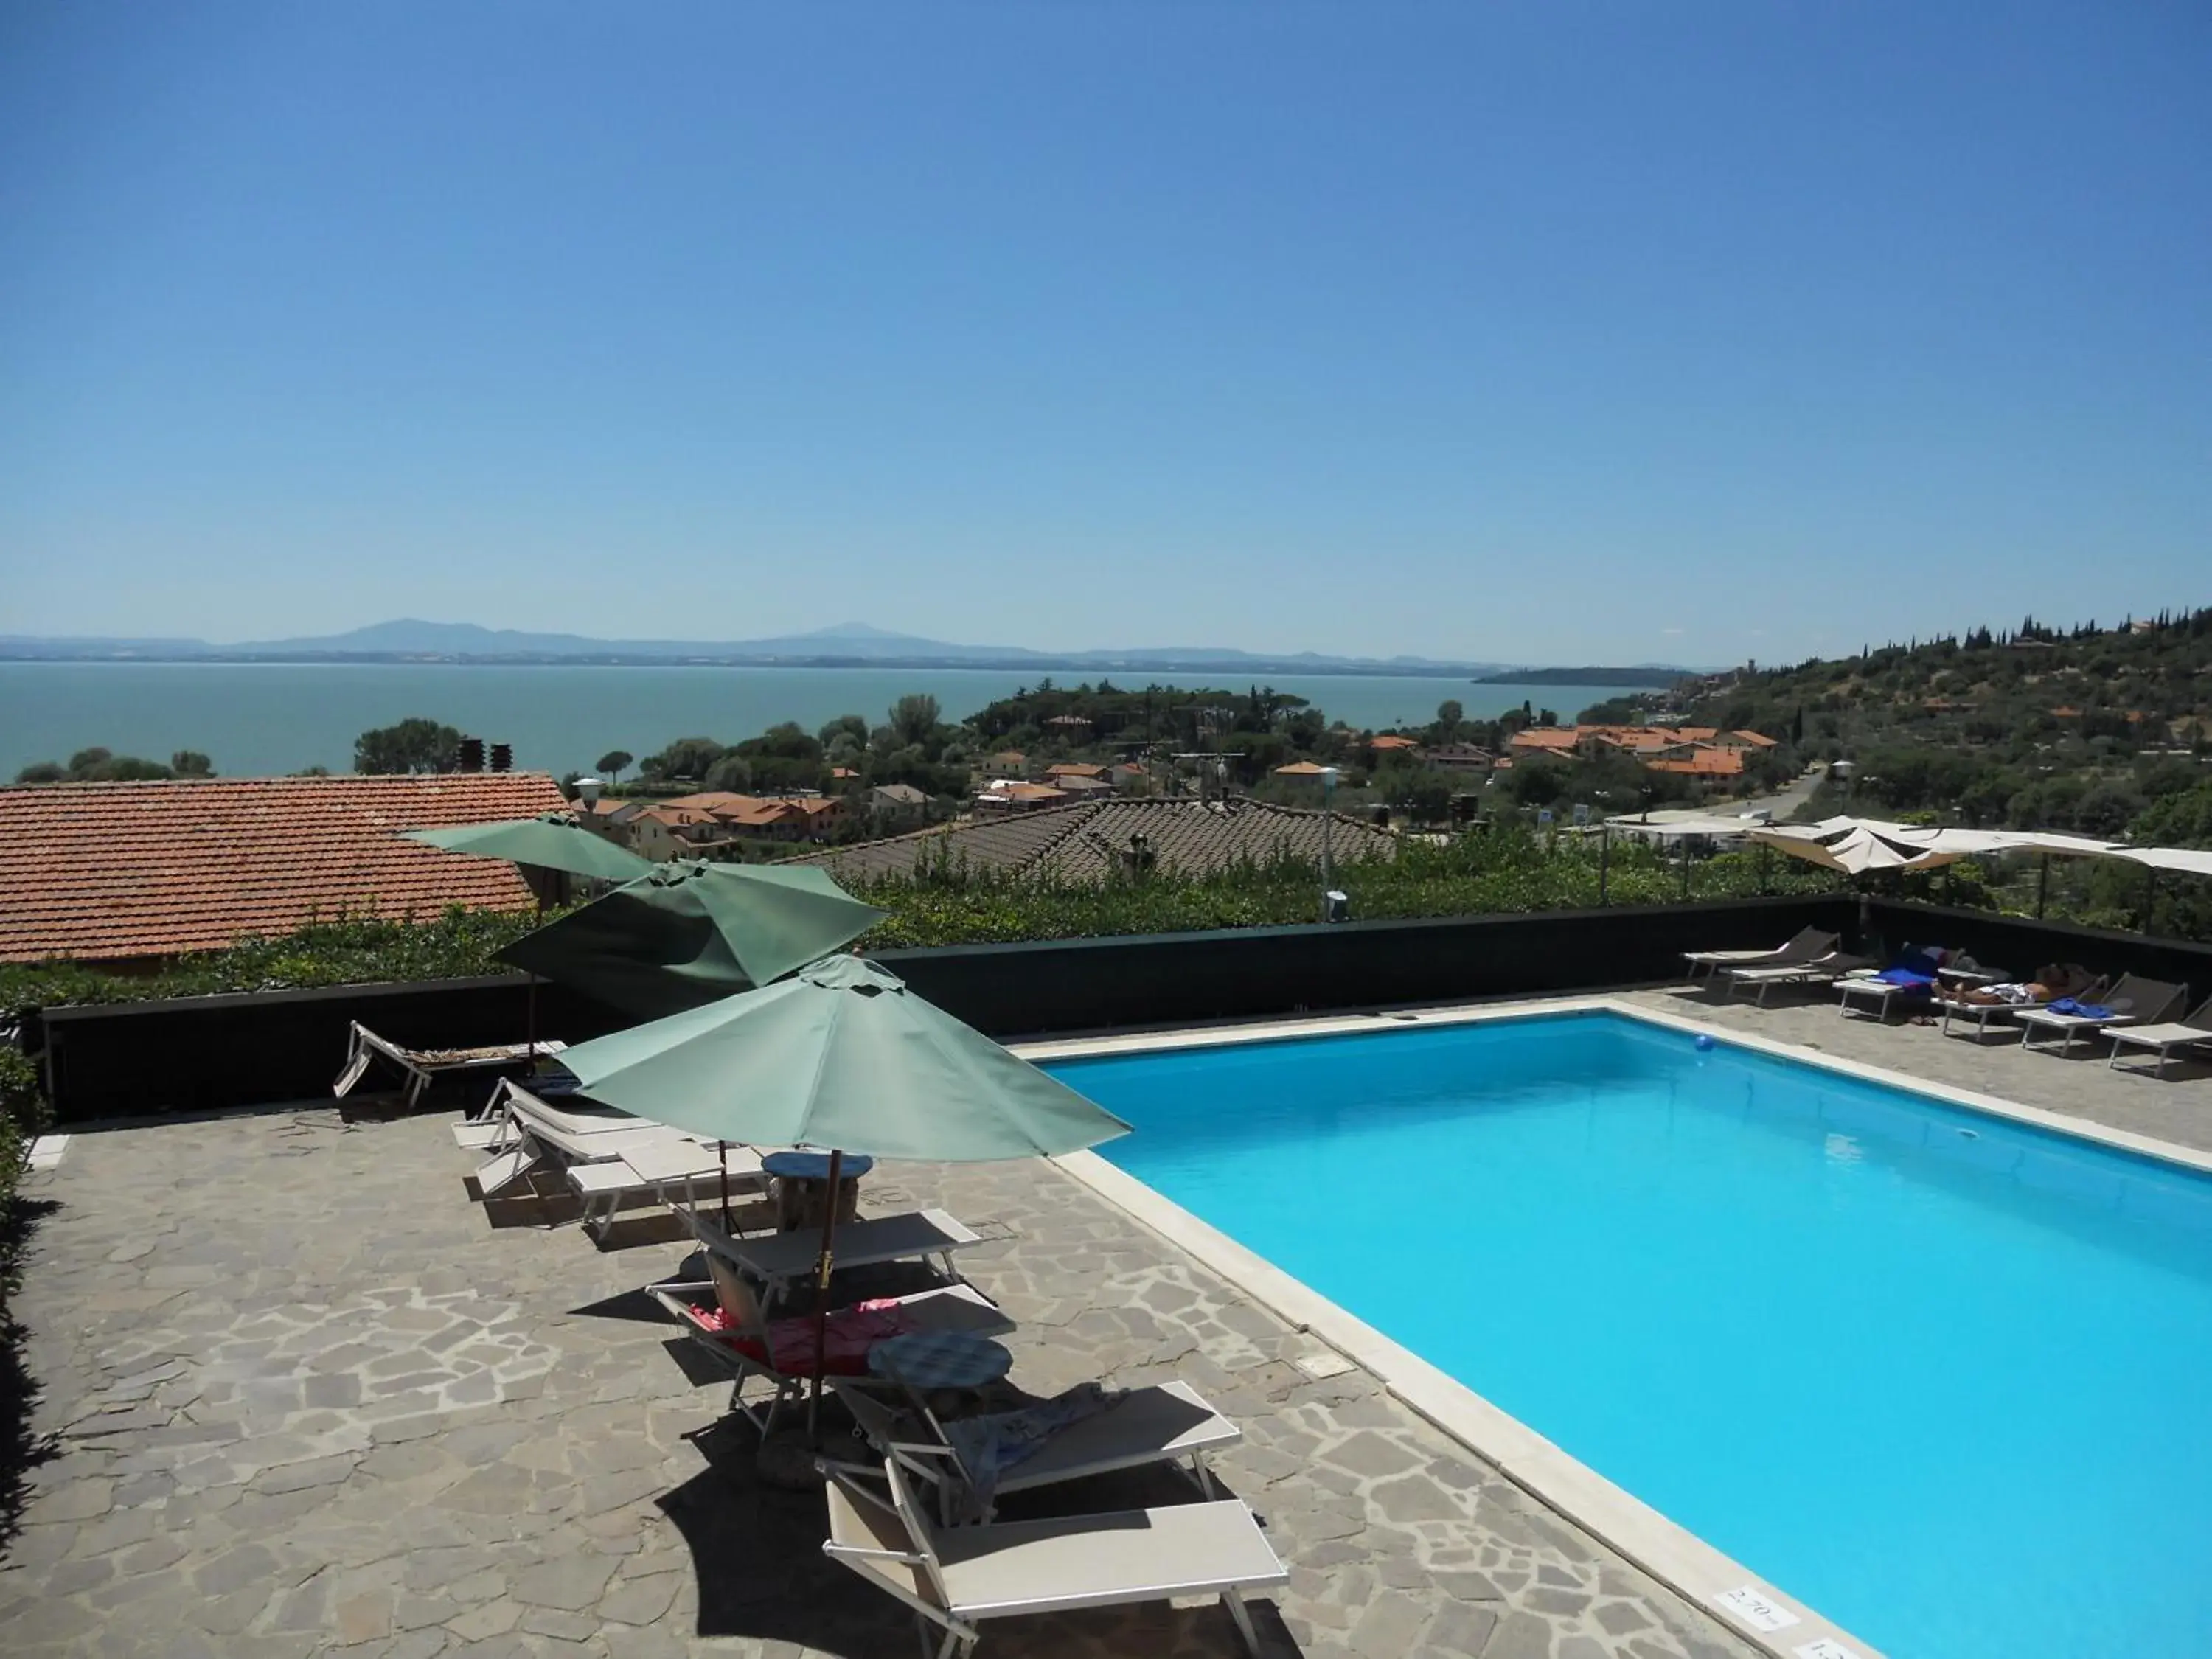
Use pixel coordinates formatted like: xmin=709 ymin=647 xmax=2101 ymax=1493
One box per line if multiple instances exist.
xmin=406 ymin=813 xmax=658 ymax=1060
xmin=556 ymin=953 xmax=1130 ymax=1420
xmin=496 ymin=860 xmax=888 ymax=1018
xmin=404 ymin=815 xmax=655 ymax=883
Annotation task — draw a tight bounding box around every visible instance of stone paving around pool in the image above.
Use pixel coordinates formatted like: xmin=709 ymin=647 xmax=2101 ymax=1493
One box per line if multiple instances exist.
xmin=1 ymin=1088 xmax=1764 ymax=1659
xmin=8 ymin=978 xmax=2206 ymax=1659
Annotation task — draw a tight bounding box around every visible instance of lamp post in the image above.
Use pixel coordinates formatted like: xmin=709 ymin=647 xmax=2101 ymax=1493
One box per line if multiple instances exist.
xmin=1318 ymin=766 xmax=1339 ymax=922
xmin=1593 ymin=790 xmax=1613 ymax=906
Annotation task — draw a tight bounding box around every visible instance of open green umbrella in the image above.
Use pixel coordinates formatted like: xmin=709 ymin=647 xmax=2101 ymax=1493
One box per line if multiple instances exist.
xmin=556 ymin=953 xmax=1130 ymax=1419
xmin=557 ymin=952 xmax=1127 ymax=1159
xmin=495 ymin=860 xmax=888 ymax=1018
xmin=404 ymin=814 xmax=655 ymax=883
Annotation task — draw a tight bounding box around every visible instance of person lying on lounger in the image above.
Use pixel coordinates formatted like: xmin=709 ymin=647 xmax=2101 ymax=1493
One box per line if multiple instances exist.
xmin=1957 ymin=963 xmax=2093 ymax=1006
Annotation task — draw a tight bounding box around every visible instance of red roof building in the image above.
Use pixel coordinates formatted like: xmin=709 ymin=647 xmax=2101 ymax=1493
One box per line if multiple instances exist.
xmin=0 ymin=773 xmax=567 ymax=964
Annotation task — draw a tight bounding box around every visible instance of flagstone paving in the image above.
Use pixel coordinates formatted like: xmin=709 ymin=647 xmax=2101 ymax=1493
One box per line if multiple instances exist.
xmin=1 ymin=1087 xmax=1767 ymax=1659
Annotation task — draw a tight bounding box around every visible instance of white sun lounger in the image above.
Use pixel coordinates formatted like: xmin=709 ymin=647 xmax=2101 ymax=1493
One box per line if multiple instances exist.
xmin=451 ymin=1078 xmax=641 ymax=1150
xmin=1683 ymin=927 xmax=1837 ymax=982
xmin=567 ymin=1141 xmax=769 ymax=1240
xmin=2105 ymin=995 xmax=2212 ymax=1078
xmin=336 ymin=1021 xmax=566 ymax=1110
xmin=831 ymin=1376 xmax=1240 ymax=1525
xmin=473 ymin=1093 xmax=714 ymax=1200
xmin=651 ymin=1275 xmax=1012 ymax=1435
xmin=2014 ymin=975 xmax=2188 ymax=1057
xmin=1722 ymin=953 xmax=1871 ymax=1007
xmin=680 ymin=1204 xmax=986 ymax=1302
xmin=823 ymin=1457 xmax=1287 ymax=1658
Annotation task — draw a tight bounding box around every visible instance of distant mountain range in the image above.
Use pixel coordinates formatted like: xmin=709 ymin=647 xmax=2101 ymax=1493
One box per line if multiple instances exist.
xmin=1470 ymin=665 xmax=1693 ymax=687
xmin=0 ymin=619 xmax=1527 ymax=678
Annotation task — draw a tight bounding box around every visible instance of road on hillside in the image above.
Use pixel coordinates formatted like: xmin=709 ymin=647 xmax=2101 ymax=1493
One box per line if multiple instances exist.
xmin=1733 ymin=766 xmax=1828 ymax=823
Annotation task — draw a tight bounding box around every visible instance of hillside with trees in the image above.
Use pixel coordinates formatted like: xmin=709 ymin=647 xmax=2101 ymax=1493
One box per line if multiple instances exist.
xmin=1660 ymin=608 xmax=2212 ymax=844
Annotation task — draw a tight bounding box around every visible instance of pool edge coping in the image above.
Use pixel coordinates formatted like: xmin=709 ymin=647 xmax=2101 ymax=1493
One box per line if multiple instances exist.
xmin=1020 ymin=990 xmax=2212 ymax=1659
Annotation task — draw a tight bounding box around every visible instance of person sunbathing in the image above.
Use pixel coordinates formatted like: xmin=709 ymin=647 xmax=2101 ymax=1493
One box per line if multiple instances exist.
xmin=1958 ymin=963 xmax=2091 ymax=1006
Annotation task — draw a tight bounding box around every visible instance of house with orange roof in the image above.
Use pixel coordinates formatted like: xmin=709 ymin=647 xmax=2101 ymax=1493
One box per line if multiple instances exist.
xmin=0 ymin=772 xmax=567 ymax=965
xmin=1644 ymin=746 xmax=1746 ymax=783
xmin=1366 ymin=734 xmax=1422 ymax=755
xmin=1506 ymin=728 xmax=1581 ymax=755
xmin=977 ymin=781 xmax=1070 ymax=814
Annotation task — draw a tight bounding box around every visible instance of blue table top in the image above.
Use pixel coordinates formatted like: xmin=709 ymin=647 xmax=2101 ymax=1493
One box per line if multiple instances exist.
xmin=762 ymin=1151 xmax=875 ymax=1181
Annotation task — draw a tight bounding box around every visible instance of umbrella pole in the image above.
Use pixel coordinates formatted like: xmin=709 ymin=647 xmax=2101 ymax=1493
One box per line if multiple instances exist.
xmin=806 ymin=1148 xmax=845 ymax=1442
xmin=718 ymin=1141 xmax=731 ymax=1233
xmin=526 ymin=973 xmax=538 ymax=1062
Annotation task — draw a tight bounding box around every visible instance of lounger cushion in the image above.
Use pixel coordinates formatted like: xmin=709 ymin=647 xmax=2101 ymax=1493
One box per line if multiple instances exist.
xmin=677 ymin=1295 xmax=915 ymax=1376
xmin=930 ymin=1499 xmax=1287 ymax=1617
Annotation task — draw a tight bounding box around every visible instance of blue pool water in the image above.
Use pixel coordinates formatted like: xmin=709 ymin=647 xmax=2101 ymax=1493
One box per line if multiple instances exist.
xmin=1047 ymin=1012 xmax=2212 ymax=1659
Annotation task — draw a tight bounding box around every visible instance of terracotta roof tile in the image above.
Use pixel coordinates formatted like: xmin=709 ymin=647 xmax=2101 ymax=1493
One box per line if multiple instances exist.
xmin=0 ymin=773 xmax=566 ymax=963
xmin=797 ymin=797 xmax=1397 ymax=886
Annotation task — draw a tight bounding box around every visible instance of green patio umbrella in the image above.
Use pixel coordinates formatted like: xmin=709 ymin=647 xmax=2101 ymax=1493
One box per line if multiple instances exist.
xmin=555 ymin=953 xmax=1130 ymax=1420
xmin=406 ymin=813 xmax=657 ymax=1061
xmin=404 ymin=814 xmax=655 ymax=883
xmin=495 ymin=860 xmax=888 ymax=1019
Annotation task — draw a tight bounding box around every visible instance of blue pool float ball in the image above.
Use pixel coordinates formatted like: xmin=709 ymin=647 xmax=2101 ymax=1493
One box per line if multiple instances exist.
xmin=1695 ymin=1034 xmax=1715 ymax=1051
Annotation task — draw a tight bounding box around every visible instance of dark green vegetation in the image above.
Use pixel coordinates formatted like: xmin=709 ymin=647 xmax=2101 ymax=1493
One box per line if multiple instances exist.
xmin=1673 ymin=608 xmax=2212 ymax=837
xmin=13 ymin=748 xmax=213 ymax=784
xmin=0 ymin=908 xmax=549 ymax=1024
xmin=354 ymin=717 xmax=465 ymax=774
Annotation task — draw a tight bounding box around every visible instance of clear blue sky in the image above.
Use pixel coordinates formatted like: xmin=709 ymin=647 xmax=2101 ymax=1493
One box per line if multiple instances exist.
xmin=3 ymin=2 xmax=2207 ymax=665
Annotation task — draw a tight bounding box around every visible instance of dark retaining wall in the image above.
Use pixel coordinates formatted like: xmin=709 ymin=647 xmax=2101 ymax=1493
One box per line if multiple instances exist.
xmin=24 ymin=975 xmax=636 ymax=1125
xmin=24 ymin=894 xmax=2205 ymax=1126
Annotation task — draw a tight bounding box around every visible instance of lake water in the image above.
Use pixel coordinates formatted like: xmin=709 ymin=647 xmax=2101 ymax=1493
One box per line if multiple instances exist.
xmin=0 ymin=662 xmax=1627 ymax=779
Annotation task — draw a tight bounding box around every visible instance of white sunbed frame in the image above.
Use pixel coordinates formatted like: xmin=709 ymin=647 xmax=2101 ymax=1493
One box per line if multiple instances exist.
xmin=566 ymin=1141 xmax=769 ymax=1241
xmin=679 ymin=1203 xmax=987 ymax=1304
xmin=2014 ymin=977 xmax=2188 ymax=1058
xmin=451 ymin=1077 xmax=641 ymax=1152
xmin=2105 ymin=997 xmax=2212 ymax=1078
xmin=1721 ymin=955 xmax=1870 ymax=1008
xmin=830 ymin=1375 xmax=1240 ymax=1526
xmin=821 ymin=1456 xmax=1287 ymax=1659
xmin=335 ymin=1021 xmax=566 ymax=1110
xmin=1681 ymin=928 xmax=1837 ymax=983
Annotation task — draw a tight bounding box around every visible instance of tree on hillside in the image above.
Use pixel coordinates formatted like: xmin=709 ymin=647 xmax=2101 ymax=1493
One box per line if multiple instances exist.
xmin=171 ymin=751 xmax=214 ymax=777
xmin=595 ymin=749 xmax=633 ymax=782
xmin=703 ymin=754 xmax=753 ymax=792
xmin=355 ymin=718 xmax=462 ymax=774
xmin=818 ymin=714 xmax=869 ymax=750
xmin=639 ymin=737 xmax=725 ymax=782
xmin=889 ymin=694 xmax=941 ymax=750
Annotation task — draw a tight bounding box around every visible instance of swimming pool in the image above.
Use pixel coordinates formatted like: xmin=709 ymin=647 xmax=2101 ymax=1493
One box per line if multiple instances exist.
xmin=1044 ymin=1010 xmax=2212 ymax=1659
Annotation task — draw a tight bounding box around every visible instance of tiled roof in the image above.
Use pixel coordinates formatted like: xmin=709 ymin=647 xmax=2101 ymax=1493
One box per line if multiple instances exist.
xmin=1729 ymin=730 xmax=1778 ymax=747
xmin=0 ymin=773 xmax=566 ymax=964
xmin=1645 ymin=747 xmax=1745 ymax=777
xmin=796 ymin=796 xmax=1397 ymax=886
xmin=1368 ymin=735 xmax=1421 ymax=750
xmin=1507 ymin=729 xmax=1580 ymax=751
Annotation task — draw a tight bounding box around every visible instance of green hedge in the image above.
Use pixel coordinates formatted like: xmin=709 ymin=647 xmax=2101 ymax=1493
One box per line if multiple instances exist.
xmin=0 ymin=834 xmax=1852 ymax=1018
xmin=850 ymin=830 xmax=1846 ymax=948
xmin=0 ymin=907 xmax=552 ymax=1025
